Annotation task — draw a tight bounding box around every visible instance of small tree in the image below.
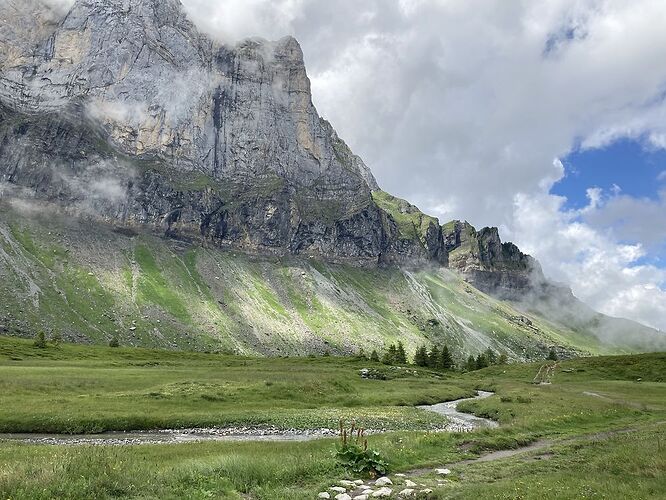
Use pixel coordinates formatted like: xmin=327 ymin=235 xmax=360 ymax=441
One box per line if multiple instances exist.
xmin=395 ymin=342 xmax=407 ymax=365
xmin=498 ymin=352 xmax=508 ymax=365
xmin=34 ymin=331 xmax=47 ymax=349
xmin=413 ymin=345 xmax=428 ymax=367
xmin=427 ymin=345 xmax=441 ymax=369
xmin=475 ymin=353 xmax=489 ymax=370
xmin=370 ymin=349 xmax=380 ymax=363
xmin=547 ymin=348 xmax=559 ymax=361
xmin=465 ymin=355 xmax=477 ymax=372
xmin=440 ymin=345 xmax=454 ymax=370
xmin=382 ymin=344 xmax=398 ymax=365
xmin=109 ymin=335 xmax=120 ymax=348
xmin=485 ymin=348 xmax=497 ymax=365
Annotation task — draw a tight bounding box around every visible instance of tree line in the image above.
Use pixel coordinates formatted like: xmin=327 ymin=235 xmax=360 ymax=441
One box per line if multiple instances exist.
xmin=364 ymin=342 xmax=510 ymax=372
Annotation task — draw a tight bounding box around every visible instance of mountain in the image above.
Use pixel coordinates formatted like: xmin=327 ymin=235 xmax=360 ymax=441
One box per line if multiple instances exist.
xmin=0 ymin=0 xmax=663 ymax=356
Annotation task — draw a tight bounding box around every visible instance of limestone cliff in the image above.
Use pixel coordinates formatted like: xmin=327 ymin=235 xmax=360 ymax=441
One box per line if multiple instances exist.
xmin=0 ymin=0 xmax=530 ymax=283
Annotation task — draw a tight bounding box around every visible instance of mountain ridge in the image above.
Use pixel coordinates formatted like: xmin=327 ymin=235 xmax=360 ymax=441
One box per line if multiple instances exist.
xmin=0 ymin=0 xmax=663 ymax=355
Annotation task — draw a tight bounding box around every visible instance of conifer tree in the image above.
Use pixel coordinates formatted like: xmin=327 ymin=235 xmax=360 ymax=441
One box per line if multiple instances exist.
xmin=413 ymin=346 xmax=428 ymax=367
xmin=547 ymin=348 xmax=559 ymax=361
xmin=475 ymin=353 xmax=489 ymax=370
xmin=395 ymin=341 xmax=407 ymax=365
xmin=485 ymin=348 xmax=497 ymax=365
xmin=440 ymin=345 xmax=454 ymax=370
xmin=370 ymin=349 xmax=380 ymax=362
xmin=426 ymin=345 xmax=439 ymax=368
xmin=465 ymin=355 xmax=476 ymax=372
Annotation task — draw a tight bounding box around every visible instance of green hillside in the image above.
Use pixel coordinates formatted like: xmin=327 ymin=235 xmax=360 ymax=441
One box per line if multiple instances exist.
xmin=0 ymin=204 xmax=637 ymax=359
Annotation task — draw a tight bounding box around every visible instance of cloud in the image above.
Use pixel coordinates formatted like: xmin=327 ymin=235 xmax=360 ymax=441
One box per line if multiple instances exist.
xmin=508 ymin=190 xmax=666 ymax=331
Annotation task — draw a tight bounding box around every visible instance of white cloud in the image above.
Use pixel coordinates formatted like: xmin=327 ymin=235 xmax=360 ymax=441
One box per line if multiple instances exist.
xmin=508 ymin=190 xmax=666 ymax=331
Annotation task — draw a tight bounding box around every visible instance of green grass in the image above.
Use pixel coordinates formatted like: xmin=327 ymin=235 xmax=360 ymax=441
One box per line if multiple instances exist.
xmin=372 ymin=190 xmax=439 ymax=243
xmin=0 ymin=340 xmax=664 ymax=499
xmin=0 ymin=336 xmax=467 ymax=434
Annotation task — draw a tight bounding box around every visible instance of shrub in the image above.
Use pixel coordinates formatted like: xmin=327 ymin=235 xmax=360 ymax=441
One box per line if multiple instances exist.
xmin=109 ymin=336 xmax=120 ymax=348
xmin=33 ymin=331 xmax=47 ymax=349
xmin=335 ymin=419 xmax=389 ymax=478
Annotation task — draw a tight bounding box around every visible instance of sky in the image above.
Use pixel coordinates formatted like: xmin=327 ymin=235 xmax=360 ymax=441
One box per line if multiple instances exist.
xmin=48 ymin=0 xmax=666 ymax=332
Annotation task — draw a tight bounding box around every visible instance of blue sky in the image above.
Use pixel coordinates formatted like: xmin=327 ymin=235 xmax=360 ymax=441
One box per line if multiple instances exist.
xmin=552 ymin=139 xmax=666 ymax=270
xmin=554 ymin=139 xmax=666 ymax=209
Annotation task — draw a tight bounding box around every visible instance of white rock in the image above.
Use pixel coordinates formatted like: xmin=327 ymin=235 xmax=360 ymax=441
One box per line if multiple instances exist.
xmin=436 ymin=468 xmax=451 ymax=475
xmin=404 ymin=480 xmax=417 ymax=488
xmin=375 ymin=477 xmax=393 ymax=486
xmin=335 ymin=494 xmax=352 ymax=500
xmin=394 ymin=473 xmax=406 ymax=477
xmin=354 ymin=479 xmax=365 ymax=485
xmin=372 ymin=488 xmax=392 ymax=498
xmin=421 ymin=489 xmax=433 ymax=494
xmin=353 ymin=496 xmax=369 ymax=500
xmin=340 ymin=480 xmax=357 ymax=488
xmin=330 ymin=486 xmax=347 ymax=493
xmin=318 ymin=494 xmax=331 ymax=499
xmin=398 ymin=489 xmax=415 ymax=497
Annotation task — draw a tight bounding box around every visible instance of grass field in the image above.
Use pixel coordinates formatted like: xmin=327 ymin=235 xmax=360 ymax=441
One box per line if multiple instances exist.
xmin=0 ymin=337 xmax=664 ymax=499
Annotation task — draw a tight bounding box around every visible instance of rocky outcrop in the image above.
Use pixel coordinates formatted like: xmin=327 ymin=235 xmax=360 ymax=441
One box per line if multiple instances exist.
xmin=442 ymin=220 xmax=544 ymax=299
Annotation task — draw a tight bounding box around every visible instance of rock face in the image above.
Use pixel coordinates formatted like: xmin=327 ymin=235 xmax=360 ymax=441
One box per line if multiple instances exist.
xmin=0 ymin=0 xmax=533 ymax=287
xmin=443 ymin=221 xmax=544 ymax=299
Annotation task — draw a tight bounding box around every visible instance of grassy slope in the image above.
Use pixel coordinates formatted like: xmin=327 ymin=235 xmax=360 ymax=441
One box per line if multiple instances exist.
xmin=0 ymin=343 xmax=663 ymax=499
xmin=0 ymin=207 xmax=626 ymax=359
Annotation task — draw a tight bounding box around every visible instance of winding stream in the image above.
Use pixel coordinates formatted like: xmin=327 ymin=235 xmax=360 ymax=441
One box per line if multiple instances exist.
xmin=0 ymin=392 xmax=497 ymax=446
xmin=418 ymin=390 xmax=499 ymax=431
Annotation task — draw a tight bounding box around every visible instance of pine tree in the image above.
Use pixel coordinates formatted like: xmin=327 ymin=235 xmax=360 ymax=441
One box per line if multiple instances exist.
xmin=370 ymin=349 xmax=380 ymax=362
xmin=109 ymin=335 xmax=120 ymax=348
xmin=413 ymin=346 xmax=428 ymax=367
xmin=465 ymin=355 xmax=477 ymax=372
xmin=395 ymin=341 xmax=407 ymax=365
xmin=382 ymin=344 xmax=398 ymax=365
xmin=547 ymin=348 xmax=559 ymax=361
xmin=440 ymin=345 xmax=454 ymax=370
xmin=475 ymin=353 xmax=489 ymax=370
xmin=485 ymin=348 xmax=497 ymax=365
xmin=427 ymin=345 xmax=441 ymax=368
xmin=498 ymin=352 xmax=508 ymax=365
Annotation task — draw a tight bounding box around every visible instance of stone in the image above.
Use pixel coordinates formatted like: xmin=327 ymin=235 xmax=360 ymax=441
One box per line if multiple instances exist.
xmin=330 ymin=487 xmax=346 ymax=493
xmin=340 ymin=480 xmax=357 ymax=488
xmin=374 ymin=477 xmax=392 ymax=486
xmin=404 ymin=480 xmax=417 ymax=487
xmin=420 ymin=489 xmax=433 ymax=494
xmin=435 ymin=468 xmax=451 ymax=475
xmin=372 ymin=488 xmax=392 ymax=498
xmin=398 ymin=489 xmax=415 ymax=497
xmin=353 ymin=496 xmax=369 ymax=500
xmin=394 ymin=473 xmax=406 ymax=477
xmin=354 ymin=480 xmax=365 ymax=485
xmin=335 ymin=494 xmax=352 ymax=500
xmin=318 ymin=494 xmax=331 ymax=499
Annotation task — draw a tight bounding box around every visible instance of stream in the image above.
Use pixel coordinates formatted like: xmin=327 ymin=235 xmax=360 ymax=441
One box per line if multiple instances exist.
xmin=0 ymin=392 xmax=497 ymax=446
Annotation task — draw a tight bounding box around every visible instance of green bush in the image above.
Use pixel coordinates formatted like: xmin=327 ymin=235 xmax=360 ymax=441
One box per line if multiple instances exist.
xmin=33 ymin=331 xmax=47 ymax=349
